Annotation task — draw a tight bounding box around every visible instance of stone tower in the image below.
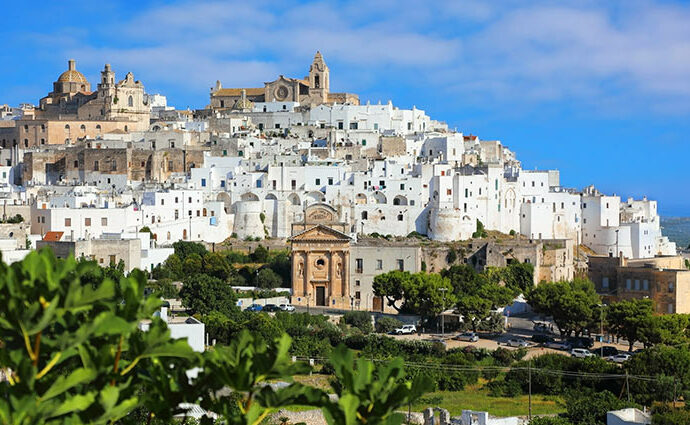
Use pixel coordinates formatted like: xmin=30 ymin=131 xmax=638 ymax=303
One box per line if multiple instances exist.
xmin=309 ymin=51 xmax=330 ymax=104
xmin=99 ymin=63 xmax=115 ymax=88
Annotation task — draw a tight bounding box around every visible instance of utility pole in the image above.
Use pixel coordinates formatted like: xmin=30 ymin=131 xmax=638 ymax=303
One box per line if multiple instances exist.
xmin=439 ymin=287 xmax=447 ymax=338
xmin=625 ymin=371 xmax=630 ymax=402
xmin=528 ymin=360 xmax=532 ymax=420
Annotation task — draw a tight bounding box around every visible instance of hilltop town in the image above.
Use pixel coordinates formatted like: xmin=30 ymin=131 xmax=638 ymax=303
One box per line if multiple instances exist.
xmin=3 ymin=52 xmax=690 ymax=425
xmin=0 ymin=53 xmax=685 ymax=314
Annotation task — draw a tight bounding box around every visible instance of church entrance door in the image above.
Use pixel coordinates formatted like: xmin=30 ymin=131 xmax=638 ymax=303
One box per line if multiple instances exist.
xmin=316 ymin=286 xmax=326 ymax=306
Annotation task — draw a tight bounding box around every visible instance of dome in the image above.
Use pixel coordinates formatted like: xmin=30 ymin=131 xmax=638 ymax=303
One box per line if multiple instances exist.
xmin=57 ymin=59 xmax=88 ymax=83
xmin=57 ymin=70 xmax=88 ymax=83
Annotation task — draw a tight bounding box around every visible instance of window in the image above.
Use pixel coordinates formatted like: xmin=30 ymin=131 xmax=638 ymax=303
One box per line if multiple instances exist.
xmin=634 ymin=279 xmax=640 ymax=291
xmin=361 ymin=211 xmax=367 ymax=220
xmin=376 ymin=260 xmax=383 ymax=270
xmin=74 ymin=160 xmax=79 ymax=168
xmin=338 ymin=122 xmax=344 ymax=130
xmin=291 ymin=180 xmax=296 ymax=190
xmin=396 ymin=259 xmax=404 ymax=271
xmin=668 ymin=304 xmax=674 ymax=314
xmin=400 ymin=183 xmax=405 ymax=190
xmin=101 ymin=217 xmax=108 ymax=226
xmin=602 ymin=277 xmax=609 ymax=289
xmin=85 ymin=218 xmax=91 ymax=226
xmin=188 ymin=197 xmax=192 ymax=203
xmin=64 ymin=218 xmax=71 ymax=227
xmin=626 ymin=279 xmax=632 ymax=290
xmin=355 ymin=280 xmax=361 ymax=287
xmin=175 ymin=210 xmax=179 ymax=220
xmin=127 ymin=96 xmax=134 ymax=107
xmin=111 ymin=160 xmax=117 ymax=171
xmin=398 ymin=214 xmax=403 ymax=221
xmin=220 ymin=180 xmax=225 ymax=188
xmin=109 ymin=255 xmax=117 ymax=266
xmin=94 ymin=161 xmax=99 ymax=171
xmin=643 ymin=280 xmax=649 ymax=291
xmin=668 ymin=282 xmax=674 ymax=293
xmin=168 ymin=160 xmax=173 ymax=170
xmin=355 ymin=259 xmax=363 ymax=273
xmin=355 ymin=291 xmax=361 ymax=300
xmin=315 ymin=178 xmax=321 ymax=185
xmin=201 ymin=178 xmax=206 ymax=187
xmin=328 ymin=177 xmax=333 ymax=185
xmin=447 ymin=189 xmax=452 ymax=195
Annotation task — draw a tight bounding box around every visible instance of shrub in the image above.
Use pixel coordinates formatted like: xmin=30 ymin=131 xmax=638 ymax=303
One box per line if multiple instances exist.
xmin=344 ymin=333 xmax=368 ymax=350
xmin=375 ymin=317 xmax=403 ymax=334
xmin=342 ymin=311 xmax=374 ymax=334
xmin=446 ymin=248 xmax=457 ymax=264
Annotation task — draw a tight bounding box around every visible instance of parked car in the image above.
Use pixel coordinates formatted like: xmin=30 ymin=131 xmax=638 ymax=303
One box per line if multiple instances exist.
xmin=279 ymin=304 xmax=295 ymax=312
xmin=567 ymin=337 xmax=594 ymax=349
xmin=595 ymin=346 xmax=619 ymax=357
xmin=544 ymin=340 xmax=572 ymax=351
xmin=262 ymin=304 xmax=281 ymax=312
xmin=455 ymin=332 xmax=479 ymax=342
xmin=607 ymin=353 xmax=632 ymax=363
xmin=533 ymin=323 xmax=553 ymax=333
xmin=427 ymin=337 xmax=447 ymax=347
xmin=570 ymin=348 xmax=595 ymax=358
xmin=506 ymin=338 xmax=529 ymax=348
xmin=246 ymin=304 xmax=263 ymax=312
xmin=395 ymin=324 xmax=417 ymax=335
xmin=531 ymin=334 xmax=553 ymax=345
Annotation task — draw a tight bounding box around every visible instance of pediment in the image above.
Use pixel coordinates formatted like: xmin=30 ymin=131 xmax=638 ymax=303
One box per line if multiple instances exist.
xmin=290 ymin=224 xmax=351 ymax=242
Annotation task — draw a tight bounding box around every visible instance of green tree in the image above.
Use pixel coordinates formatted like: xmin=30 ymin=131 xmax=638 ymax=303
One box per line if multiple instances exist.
xmin=173 ymin=240 xmax=207 ymax=261
xmin=528 ymin=278 xmax=601 ymax=337
xmin=161 ymin=253 xmax=183 ymax=280
xmin=372 ymin=270 xmax=412 ymax=313
xmin=403 ymin=273 xmax=456 ymax=321
xmin=607 ymin=298 xmax=654 ymax=351
xmin=183 ymin=253 xmax=203 ymax=276
xmin=564 ymin=389 xmax=637 ymax=425
xmin=375 ymin=317 xmax=403 ymax=334
xmin=148 ymin=278 xmax=179 ymax=298
xmin=197 ymin=331 xmax=329 ymax=425
xmin=472 ymin=219 xmax=488 ymax=238
xmin=323 ymin=345 xmax=434 ymax=425
xmin=255 ymin=267 xmax=283 ymax=289
xmin=639 ymin=314 xmax=690 ymax=347
xmin=504 ymin=262 xmax=534 ymax=294
xmin=180 ymin=274 xmax=238 ymax=316
xmin=342 ymin=311 xmax=374 ymax=334
xmin=203 ymin=251 xmax=234 ymax=281
xmin=456 ymin=295 xmax=492 ymax=332
xmin=250 ymin=245 xmax=269 ymax=263
xmin=0 ymin=248 xmax=198 ymax=425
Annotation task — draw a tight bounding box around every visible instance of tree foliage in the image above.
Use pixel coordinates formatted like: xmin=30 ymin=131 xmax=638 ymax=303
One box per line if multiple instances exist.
xmin=179 ymin=273 xmax=238 ymax=316
xmin=527 ymin=278 xmax=601 ymax=336
xmin=607 ymin=298 xmax=655 ymax=351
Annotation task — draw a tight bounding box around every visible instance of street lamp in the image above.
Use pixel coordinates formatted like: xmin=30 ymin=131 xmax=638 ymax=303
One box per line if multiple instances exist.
xmin=439 ymin=287 xmax=447 ymax=338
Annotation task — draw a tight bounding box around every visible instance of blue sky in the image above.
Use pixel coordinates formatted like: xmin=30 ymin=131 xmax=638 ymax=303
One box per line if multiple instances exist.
xmin=2 ymin=0 xmax=689 ymax=215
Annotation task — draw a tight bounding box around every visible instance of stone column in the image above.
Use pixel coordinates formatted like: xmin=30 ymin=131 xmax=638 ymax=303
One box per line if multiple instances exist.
xmin=343 ymin=250 xmax=350 ymax=298
xmin=304 ymin=251 xmax=311 ymax=303
xmin=329 ymin=250 xmax=335 ymax=299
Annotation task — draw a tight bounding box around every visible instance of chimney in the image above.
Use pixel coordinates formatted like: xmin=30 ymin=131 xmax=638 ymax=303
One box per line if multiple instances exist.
xmin=68 ymin=59 xmax=76 ymax=71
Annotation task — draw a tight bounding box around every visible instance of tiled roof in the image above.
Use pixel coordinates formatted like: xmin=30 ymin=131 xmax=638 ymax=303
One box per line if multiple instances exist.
xmin=43 ymin=231 xmax=64 ymax=242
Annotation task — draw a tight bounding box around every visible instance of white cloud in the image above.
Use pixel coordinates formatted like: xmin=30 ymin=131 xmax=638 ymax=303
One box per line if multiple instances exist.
xmin=26 ymin=0 xmax=690 ymax=114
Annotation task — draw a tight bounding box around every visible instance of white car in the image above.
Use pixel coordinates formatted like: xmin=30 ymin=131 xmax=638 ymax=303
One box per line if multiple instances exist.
xmin=544 ymin=340 xmax=572 ymax=351
xmin=279 ymin=304 xmax=295 ymax=312
xmin=570 ymin=348 xmax=595 ymax=358
xmin=506 ymin=338 xmax=529 ymax=348
xmin=455 ymin=332 xmax=479 ymax=342
xmin=607 ymin=353 xmax=632 ymax=363
xmin=395 ymin=324 xmax=417 ymax=335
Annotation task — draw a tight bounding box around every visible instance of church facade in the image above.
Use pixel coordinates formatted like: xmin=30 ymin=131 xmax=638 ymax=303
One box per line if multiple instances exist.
xmin=209 ymin=52 xmax=359 ymax=110
xmin=289 ymin=203 xmax=353 ymax=310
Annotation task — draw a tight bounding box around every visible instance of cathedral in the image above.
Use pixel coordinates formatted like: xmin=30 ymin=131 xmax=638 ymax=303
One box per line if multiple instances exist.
xmin=209 ymin=52 xmax=359 ymax=110
xmin=0 ymin=60 xmax=150 ymax=149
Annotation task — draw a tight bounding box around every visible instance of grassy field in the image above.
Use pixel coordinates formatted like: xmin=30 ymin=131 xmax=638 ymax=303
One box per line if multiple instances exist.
xmin=411 ymin=381 xmax=564 ymax=417
xmin=283 ymin=375 xmax=565 ymax=418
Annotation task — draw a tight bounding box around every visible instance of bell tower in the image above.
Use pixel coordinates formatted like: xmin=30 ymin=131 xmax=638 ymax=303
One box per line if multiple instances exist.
xmin=308 ymin=51 xmax=329 ymax=103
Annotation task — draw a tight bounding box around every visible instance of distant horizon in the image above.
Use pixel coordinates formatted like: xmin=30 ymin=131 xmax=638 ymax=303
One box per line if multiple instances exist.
xmin=1 ymin=0 xmax=688 ymax=215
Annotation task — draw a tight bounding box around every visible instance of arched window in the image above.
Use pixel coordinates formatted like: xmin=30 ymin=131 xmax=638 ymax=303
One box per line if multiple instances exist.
xmin=124 ymin=125 xmax=128 ymax=132
xmin=203 ymin=208 xmax=207 ymax=217
xmin=167 ymin=231 xmax=171 ymax=240
xmin=65 ymin=124 xmax=70 ymax=130
xmin=397 ymin=214 xmax=403 ymax=221
xmin=80 ymin=124 xmax=86 ymax=132
xmin=182 ymin=229 xmax=187 ymax=240
xmin=314 ymin=75 xmax=320 ymax=88
xmin=96 ymin=124 xmax=101 ymax=132
xmin=128 ymin=96 xmax=134 ymax=107
xmin=361 ymin=211 xmax=368 ymax=220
